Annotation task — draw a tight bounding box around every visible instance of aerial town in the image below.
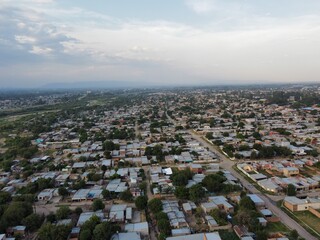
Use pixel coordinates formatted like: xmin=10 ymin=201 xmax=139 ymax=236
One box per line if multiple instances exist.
xmin=0 ymin=85 xmax=320 ymax=240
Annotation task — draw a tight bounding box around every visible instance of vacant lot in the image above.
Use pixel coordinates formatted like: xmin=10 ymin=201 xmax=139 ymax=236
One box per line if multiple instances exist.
xmin=294 ymin=211 xmax=320 ymax=236
xmin=266 ymin=221 xmax=290 ymax=233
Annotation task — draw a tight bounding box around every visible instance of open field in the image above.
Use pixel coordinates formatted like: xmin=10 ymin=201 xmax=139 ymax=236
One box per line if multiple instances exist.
xmin=293 ymin=211 xmax=320 ymax=236
xmin=266 ymin=221 xmax=290 ymax=233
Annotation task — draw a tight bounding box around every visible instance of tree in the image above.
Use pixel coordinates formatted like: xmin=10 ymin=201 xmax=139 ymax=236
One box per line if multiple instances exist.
xmin=119 ymin=190 xmax=133 ymax=202
xmin=74 ymin=207 xmax=83 ymax=215
xmin=92 ymin=199 xmax=105 ymax=211
xmin=209 ymin=209 xmax=227 ymax=225
xmin=38 ymin=223 xmax=72 ymax=240
xmin=189 ymin=184 xmax=205 ymax=202
xmin=0 ymin=191 xmax=11 ymax=204
xmin=93 ymin=222 xmax=116 ymax=240
xmin=46 ymin=212 xmax=56 ymax=223
xmin=0 ymin=201 xmax=33 ymax=231
xmin=239 ymin=196 xmax=256 ymax=211
xmin=58 ymin=187 xmax=69 ymax=198
xmin=148 ymin=198 xmax=163 ymax=214
xmin=287 ymin=184 xmax=296 ymax=196
xmin=174 ymin=186 xmax=189 ymax=200
xmin=256 ymin=230 xmax=268 ymax=240
xmin=157 ymin=219 xmax=171 ymax=235
xmin=79 ymin=229 xmax=92 ymax=240
xmin=135 ymin=196 xmax=148 ymax=210
xmin=202 ymin=173 xmax=226 ymax=193
xmin=155 ymin=212 xmax=168 ymax=221
xmin=81 ymin=215 xmax=100 ymax=234
xmin=289 ymin=229 xmax=299 ymax=240
xmin=139 ymin=182 xmax=147 ymax=193
xmin=22 ymin=213 xmax=44 ymax=231
xmin=171 ymin=168 xmax=193 ymax=186
xmin=102 ymin=189 xmax=111 ymax=200
xmin=56 ymin=206 xmax=71 ymax=220
xmin=103 ymin=140 xmax=116 ymax=151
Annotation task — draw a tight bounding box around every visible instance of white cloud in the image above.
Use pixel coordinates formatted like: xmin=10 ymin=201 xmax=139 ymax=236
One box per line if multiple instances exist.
xmin=1 ymin=1 xmax=320 ymax=86
xmin=185 ymin=0 xmax=216 ymax=14
xmin=29 ymin=46 xmax=53 ymax=55
xmin=15 ymin=35 xmax=37 ymax=44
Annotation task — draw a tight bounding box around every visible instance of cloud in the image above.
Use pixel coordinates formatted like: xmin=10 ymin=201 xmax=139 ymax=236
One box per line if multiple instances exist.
xmin=29 ymin=46 xmax=53 ymax=55
xmin=1 ymin=1 xmax=320 ymax=87
xmin=0 ymin=5 xmax=75 ymax=65
xmin=15 ymin=35 xmax=37 ymax=44
xmin=185 ymin=0 xmax=216 ymax=14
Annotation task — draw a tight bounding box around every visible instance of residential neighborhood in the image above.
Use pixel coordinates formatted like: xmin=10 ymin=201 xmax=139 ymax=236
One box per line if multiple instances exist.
xmin=0 ymin=86 xmax=320 ymax=240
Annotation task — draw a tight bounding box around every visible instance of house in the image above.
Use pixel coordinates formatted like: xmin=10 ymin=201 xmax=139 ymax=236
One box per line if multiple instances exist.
xmin=247 ymin=194 xmax=265 ymax=208
xmin=111 ymin=232 xmax=141 ymax=240
xmin=283 ymin=167 xmax=299 ymax=177
xmin=37 ymin=189 xmax=55 ymax=201
xmin=233 ymin=225 xmax=255 ymax=239
xmin=258 ymin=179 xmax=281 ymax=193
xmin=125 ymin=222 xmax=149 ymax=236
xmin=201 ymin=202 xmax=218 ymax=213
xmin=182 ymin=203 xmax=192 ymax=214
xmin=190 ymin=164 xmax=203 ymax=174
xmin=109 ymin=204 xmax=127 ymax=222
xmin=70 ymin=227 xmax=81 ymax=239
xmin=166 ymin=232 xmax=221 ymax=240
xmin=171 ymin=228 xmax=191 ymax=237
xmin=11 ymin=226 xmax=26 ymax=236
xmin=284 ymin=196 xmax=320 ymax=212
xmin=208 ymin=196 xmax=234 ymax=213
xmin=77 ymin=211 xmax=104 ymax=226
xmin=205 ymin=215 xmax=219 ymax=230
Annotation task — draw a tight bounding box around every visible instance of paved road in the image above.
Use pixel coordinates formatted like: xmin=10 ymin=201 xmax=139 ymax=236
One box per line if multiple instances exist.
xmin=166 ymin=112 xmax=318 ymax=240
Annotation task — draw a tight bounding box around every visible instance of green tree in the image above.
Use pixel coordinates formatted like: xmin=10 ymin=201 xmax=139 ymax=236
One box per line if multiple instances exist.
xmin=79 ymin=229 xmax=92 ymax=240
xmin=119 ymin=190 xmax=133 ymax=202
xmin=0 ymin=201 xmax=33 ymax=231
xmin=38 ymin=223 xmax=71 ymax=240
xmin=22 ymin=213 xmax=44 ymax=231
xmin=239 ymin=196 xmax=256 ymax=211
xmin=135 ymin=195 xmax=148 ymax=210
xmin=202 ymin=173 xmax=226 ymax=193
xmin=287 ymin=184 xmax=296 ymax=196
xmin=256 ymin=230 xmax=268 ymax=240
xmin=155 ymin=212 xmax=168 ymax=221
xmin=58 ymin=187 xmax=69 ymax=198
xmin=289 ymin=229 xmax=299 ymax=240
xmin=102 ymin=189 xmax=111 ymax=200
xmin=56 ymin=205 xmax=71 ymax=220
xmin=157 ymin=219 xmax=171 ymax=235
xmin=148 ymin=198 xmax=163 ymax=214
xmin=74 ymin=207 xmax=83 ymax=215
xmin=189 ymin=184 xmax=205 ymax=203
xmin=174 ymin=186 xmax=189 ymax=200
xmin=0 ymin=191 xmax=11 ymax=204
xmin=92 ymin=222 xmax=116 ymax=240
xmin=92 ymin=199 xmax=105 ymax=211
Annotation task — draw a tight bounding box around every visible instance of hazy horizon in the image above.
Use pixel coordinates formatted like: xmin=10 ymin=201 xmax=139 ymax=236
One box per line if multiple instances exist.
xmin=1 ymin=0 xmax=320 ymax=88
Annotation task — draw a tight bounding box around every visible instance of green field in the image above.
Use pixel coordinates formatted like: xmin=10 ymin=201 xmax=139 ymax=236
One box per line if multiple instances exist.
xmin=266 ymin=221 xmax=290 ymax=233
xmin=219 ymin=230 xmax=239 ymax=240
xmin=294 ymin=211 xmax=320 ymax=236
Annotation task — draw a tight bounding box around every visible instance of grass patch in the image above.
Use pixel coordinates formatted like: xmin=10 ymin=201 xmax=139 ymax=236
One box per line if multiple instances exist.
xmin=280 ymin=204 xmax=320 ymax=239
xmin=294 ymin=211 xmax=320 ymax=236
xmin=219 ymin=230 xmax=239 ymax=240
xmin=266 ymin=222 xmax=290 ymax=233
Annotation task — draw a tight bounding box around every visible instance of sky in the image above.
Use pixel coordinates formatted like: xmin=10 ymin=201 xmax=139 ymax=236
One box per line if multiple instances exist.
xmin=1 ymin=0 xmax=320 ymax=88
